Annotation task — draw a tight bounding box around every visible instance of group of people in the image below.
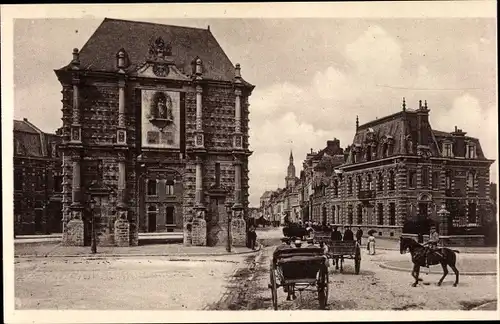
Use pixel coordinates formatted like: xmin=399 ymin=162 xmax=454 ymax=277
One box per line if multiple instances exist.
xmin=285 ymin=221 xmax=377 ymax=255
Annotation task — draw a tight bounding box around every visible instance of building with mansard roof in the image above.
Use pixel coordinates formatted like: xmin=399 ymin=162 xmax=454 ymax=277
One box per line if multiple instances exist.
xmin=55 ymin=18 xmax=254 ymax=247
xmin=13 ymin=118 xmax=63 ymax=235
xmin=326 ymin=99 xmax=494 ymax=245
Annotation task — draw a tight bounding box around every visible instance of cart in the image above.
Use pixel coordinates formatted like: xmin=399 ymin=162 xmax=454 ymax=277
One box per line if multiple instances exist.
xmin=268 ymin=244 xmax=329 ymax=310
xmin=314 ymin=233 xmax=361 ymax=274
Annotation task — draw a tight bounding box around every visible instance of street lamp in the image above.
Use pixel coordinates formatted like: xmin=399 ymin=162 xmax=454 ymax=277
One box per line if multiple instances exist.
xmin=90 ymin=197 xmax=97 ymax=254
xmin=225 ymin=201 xmax=233 ymax=253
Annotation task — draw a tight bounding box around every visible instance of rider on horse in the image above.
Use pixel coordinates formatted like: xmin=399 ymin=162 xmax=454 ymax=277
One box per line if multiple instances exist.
xmin=423 ymin=225 xmax=440 ymax=267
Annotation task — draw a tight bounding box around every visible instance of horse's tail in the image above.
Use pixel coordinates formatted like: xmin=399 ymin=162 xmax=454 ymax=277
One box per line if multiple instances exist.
xmin=452 ymin=250 xmax=460 ymax=253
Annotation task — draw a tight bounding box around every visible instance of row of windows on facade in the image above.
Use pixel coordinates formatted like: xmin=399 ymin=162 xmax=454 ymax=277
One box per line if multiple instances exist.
xmin=350 ymin=141 xmax=476 ymax=163
xmin=326 ymin=169 xmax=477 ymax=197
xmin=146 ymin=205 xmax=176 ymax=225
xmin=14 ymin=171 xmax=63 ymax=192
xmin=317 ymin=203 xmax=397 ymax=225
xmin=442 ymin=142 xmax=477 ymax=159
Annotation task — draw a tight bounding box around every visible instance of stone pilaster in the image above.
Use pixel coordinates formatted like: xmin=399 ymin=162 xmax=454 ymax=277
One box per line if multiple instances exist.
xmin=194 ymin=85 xmax=205 ymax=148
xmin=233 ymin=88 xmax=243 ymax=149
xmin=231 ymin=158 xmax=246 ymax=246
xmin=70 ymin=73 xmax=82 ymax=143
xmin=190 ymin=156 xmax=206 ymax=246
xmin=117 ymin=79 xmax=127 ymax=145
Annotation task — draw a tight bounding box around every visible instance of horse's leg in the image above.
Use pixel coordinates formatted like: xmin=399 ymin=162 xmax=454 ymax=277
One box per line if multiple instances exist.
xmin=450 ymin=264 xmax=460 ymax=287
xmin=412 ymin=264 xmax=420 ymax=287
xmin=292 ymin=284 xmax=297 ymax=300
xmin=437 ymin=262 xmax=448 ymax=286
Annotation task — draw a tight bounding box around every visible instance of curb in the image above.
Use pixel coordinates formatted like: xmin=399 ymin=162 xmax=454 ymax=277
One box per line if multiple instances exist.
xmin=471 ymin=300 xmax=498 ymax=310
xmin=14 ymin=244 xmax=261 ymax=259
xmin=377 ymin=247 xmax=497 ymax=254
xmin=379 ymin=263 xmax=497 ymax=276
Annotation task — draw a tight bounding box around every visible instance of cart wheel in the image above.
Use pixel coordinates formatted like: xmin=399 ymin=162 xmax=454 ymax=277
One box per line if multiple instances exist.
xmin=270 ymin=267 xmax=278 ymax=310
xmin=354 ymin=257 xmax=361 ymax=275
xmin=318 ymin=265 xmax=329 ymax=309
xmin=355 ymin=247 xmax=361 ymax=275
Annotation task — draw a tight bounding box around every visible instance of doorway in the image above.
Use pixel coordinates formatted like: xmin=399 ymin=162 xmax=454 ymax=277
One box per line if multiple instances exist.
xmin=34 ymin=209 xmax=43 ymax=233
xmin=147 ymin=206 xmax=157 ymax=232
xmin=418 ymin=203 xmax=428 ymax=219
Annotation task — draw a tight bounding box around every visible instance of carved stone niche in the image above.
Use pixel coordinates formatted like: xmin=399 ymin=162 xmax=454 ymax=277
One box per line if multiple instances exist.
xmin=117 ymin=130 xmax=127 ymax=144
xmin=71 ymin=126 xmax=81 ymax=142
xmin=148 ymin=91 xmax=174 ymax=131
xmin=233 ymin=134 xmax=243 ymax=149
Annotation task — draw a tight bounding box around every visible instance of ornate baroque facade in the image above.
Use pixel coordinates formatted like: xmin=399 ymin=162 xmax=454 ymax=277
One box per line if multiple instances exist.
xmin=55 ymin=18 xmax=254 ymax=247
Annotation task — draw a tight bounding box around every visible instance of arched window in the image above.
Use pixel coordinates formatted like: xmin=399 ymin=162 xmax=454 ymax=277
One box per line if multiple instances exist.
xmin=147 ymin=179 xmax=157 ymax=196
xmin=333 ymin=179 xmax=339 ymax=196
xmin=466 ymin=171 xmax=475 ymax=190
xmin=347 ymin=177 xmax=353 ymax=195
xmin=147 ymin=205 xmax=158 ymax=232
xmin=445 ymin=170 xmax=452 ymax=190
xmin=382 ymin=142 xmax=388 ymax=158
xmin=356 ymin=205 xmax=363 ymax=224
xmin=165 ymin=178 xmax=175 ymax=195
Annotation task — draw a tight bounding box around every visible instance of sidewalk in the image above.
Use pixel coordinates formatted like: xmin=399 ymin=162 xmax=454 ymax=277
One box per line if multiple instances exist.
xmin=14 ymin=242 xmax=260 ymax=258
xmin=371 ymin=237 xmax=497 ymax=254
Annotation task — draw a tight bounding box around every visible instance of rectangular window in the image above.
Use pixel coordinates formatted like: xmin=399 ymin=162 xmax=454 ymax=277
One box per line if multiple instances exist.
xmin=408 ymin=170 xmax=417 ymax=188
xmin=466 ymin=145 xmax=476 ymax=159
xmin=421 ymin=167 xmax=429 ymax=188
xmin=467 ymin=202 xmax=477 ymax=223
xmin=467 ymin=172 xmax=475 ymax=189
xmin=377 ymin=203 xmax=384 ymax=225
xmin=348 ymin=205 xmax=353 ymax=224
xmin=432 ymin=171 xmax=439 ymax=189
xmin=367 ymin=174 xmax=373 ymax=190
xmin=14 ymin=169 xmax=23 ymax=191
xmin=389 ymin=203 xmax=396 ymax=225
xmin=147 ymin=179 xmax=157 ymax=196
xmin=443 ymin=143 xmax=453 ymax=157
xmin=166 ymin=206 xmax=175 ymax=225
xmin=54 ymin=175 xmax=63 ymax=192
xmin=377 ymin=173 xmax=383 ymax=191
xmin=389 ymin=171 xmax=395 ymax=190
xmin=356 ymin=205 xmax=363 ymax=224
xmin=445 ymin=171 xmax=452 ymax=190
xmin=215 ymin=163 xmax=221 ymax=187
xmin=348 ymin=178 xmax=353 ymax=195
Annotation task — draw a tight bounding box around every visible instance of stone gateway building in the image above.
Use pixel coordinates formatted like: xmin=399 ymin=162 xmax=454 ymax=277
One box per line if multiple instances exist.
xmin=55 ymin=18 xmax=254 ymax=247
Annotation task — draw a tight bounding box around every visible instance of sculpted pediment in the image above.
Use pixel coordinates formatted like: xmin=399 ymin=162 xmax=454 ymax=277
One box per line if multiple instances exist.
xmin=134 ymin=62 xmax=191 ymax=81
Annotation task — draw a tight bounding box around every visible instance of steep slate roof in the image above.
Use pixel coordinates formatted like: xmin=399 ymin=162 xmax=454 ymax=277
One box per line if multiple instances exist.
xmin=433 ymin=129 xmax=487 ymax=160
xmin=347 ymin=110 xmax=441 ymax=164
xmin=57 ymin=18 xmax=253 ymax=86
xmin=14 ymin=119 xmax=60 ymax=158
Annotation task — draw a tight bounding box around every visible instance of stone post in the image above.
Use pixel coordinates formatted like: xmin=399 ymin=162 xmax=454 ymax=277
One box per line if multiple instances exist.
xmin=191 ymin=157 xmax=206 ymax=246
xmin=437 ymin=204 xmax=450 ymax=236
xmin=194 ymin=59 xmax=205 ymax=148
xmin=232 ymin=159 xmax=246 ymax=247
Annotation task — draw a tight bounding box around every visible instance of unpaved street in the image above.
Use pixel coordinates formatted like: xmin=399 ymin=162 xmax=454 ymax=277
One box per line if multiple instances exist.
xmin=15 ymin=256 xmax=242 ymax=310
xmin=210 ymin=228 xmax=498 ymax=311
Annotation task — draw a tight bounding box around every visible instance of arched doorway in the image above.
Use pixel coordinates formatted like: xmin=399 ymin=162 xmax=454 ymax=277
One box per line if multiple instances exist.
xmin=147 ymin=206 xmax=157 ymax=232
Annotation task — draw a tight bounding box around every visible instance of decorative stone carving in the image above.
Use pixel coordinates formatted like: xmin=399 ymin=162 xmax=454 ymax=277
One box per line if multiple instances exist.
xmin=148 ymin=36 xmax=172 ymax=59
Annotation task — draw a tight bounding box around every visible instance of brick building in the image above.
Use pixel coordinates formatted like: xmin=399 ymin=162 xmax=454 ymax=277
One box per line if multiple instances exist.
xmin=55 ymin=18 xmax=254 ymax=247
xmin=13 ymin=118 xmax=62 ymax=235
xmin=328 ymin=99 xmax=494 ymax=245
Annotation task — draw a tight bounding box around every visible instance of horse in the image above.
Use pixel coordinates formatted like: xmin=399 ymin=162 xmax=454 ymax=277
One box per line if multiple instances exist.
xmin=399 ymin=237 xmax=460 ymax=287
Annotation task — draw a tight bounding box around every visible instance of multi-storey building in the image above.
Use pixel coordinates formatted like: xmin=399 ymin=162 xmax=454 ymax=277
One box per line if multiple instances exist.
xmin=55 ymin=18 xmax=254 ymax=247
xmin=13 ymin=118 xmax=62 ymax=235
xmin=329 ymin=99 xmax=494 ymax=245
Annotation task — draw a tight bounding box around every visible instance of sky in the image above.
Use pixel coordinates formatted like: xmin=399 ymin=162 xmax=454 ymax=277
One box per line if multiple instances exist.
xmin=12 ymin=16 xmax=497 ymax=207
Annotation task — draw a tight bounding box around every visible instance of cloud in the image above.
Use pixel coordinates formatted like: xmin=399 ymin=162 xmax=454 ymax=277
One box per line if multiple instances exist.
xmin=430 ymin=93 xmax=498 ymax=180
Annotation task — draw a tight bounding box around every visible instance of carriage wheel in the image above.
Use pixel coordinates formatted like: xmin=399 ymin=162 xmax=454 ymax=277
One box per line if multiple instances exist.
xmin=270 ymin=266 xmax=278 ymax=310
xmin=354 ymin=246 xmax=361 ymax=275
xmin=318 ymin=265 xmax=329 ymax=309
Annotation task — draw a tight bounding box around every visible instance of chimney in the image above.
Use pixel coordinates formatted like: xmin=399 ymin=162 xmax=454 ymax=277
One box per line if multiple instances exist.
xmin=451 ymin=126 xmax=467 ymax=157
xmin=327 ymin=139 xmax=340 ymax=153
xmin=416 ymin=99 xmax=431 ymax=146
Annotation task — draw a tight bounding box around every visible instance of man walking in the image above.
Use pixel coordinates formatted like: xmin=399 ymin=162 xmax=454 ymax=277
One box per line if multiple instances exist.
xmin=356 ymin=227 xmax=364 ymax=245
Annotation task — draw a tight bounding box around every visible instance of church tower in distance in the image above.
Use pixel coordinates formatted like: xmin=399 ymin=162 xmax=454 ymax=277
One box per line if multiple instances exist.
xmin=286 ymin=150 xmax=296 ymax=188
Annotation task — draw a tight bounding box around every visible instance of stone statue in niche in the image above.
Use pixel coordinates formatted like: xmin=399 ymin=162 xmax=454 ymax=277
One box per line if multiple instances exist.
xmin=149 ymin=92 xmax=174 ymax=131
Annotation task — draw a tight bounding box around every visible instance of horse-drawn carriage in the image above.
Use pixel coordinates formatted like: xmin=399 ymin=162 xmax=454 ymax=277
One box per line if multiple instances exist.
xmin=269 ymin=242 xmax=329 ymax=310
xmin=313 ymin=232 xmax=361 ymax=274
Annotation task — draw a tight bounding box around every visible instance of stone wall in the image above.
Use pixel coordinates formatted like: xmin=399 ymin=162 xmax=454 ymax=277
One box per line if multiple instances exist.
xmin=114 ymin=218 xmax=130 ymax=247
xmin=63 ymin=219 xmax=84 ymax=246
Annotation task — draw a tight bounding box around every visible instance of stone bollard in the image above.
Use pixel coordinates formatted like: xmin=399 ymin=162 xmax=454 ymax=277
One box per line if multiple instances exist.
xmin=191 ymin=218 xmax=207 ymax=246
xmin=63 ymin=219 xmax=84 ymax=246
xmin=231 ymin=217 xmax=246 ymax=247
xmin=184 ymin=222 xmax=193 ymax=246
xmin=114 ymin=218 xmax=130 ymax=247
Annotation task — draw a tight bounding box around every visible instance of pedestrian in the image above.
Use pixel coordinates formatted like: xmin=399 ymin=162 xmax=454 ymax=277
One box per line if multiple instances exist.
xmin=248 ymin=225 xmax=257 ymax=250
xmin=356 ymin=227 xmax=364 ymax=245
xmin=367 ymin=233 xmax=376 ymax=255
xmin=343 ymin=226 xmax=354 ymax=241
